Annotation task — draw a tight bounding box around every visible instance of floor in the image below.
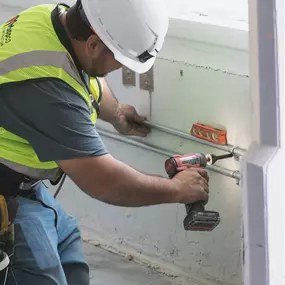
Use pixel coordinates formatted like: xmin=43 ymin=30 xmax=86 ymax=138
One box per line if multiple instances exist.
xmin=84 ymin=243 xmax=187 ymax=285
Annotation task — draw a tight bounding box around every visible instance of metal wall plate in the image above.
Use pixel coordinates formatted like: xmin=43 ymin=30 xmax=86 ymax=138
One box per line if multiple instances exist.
xmin=122 ymin=66 xmax=136 ymax=87
xmin=139 ymin=67 xmax=154 ymax=92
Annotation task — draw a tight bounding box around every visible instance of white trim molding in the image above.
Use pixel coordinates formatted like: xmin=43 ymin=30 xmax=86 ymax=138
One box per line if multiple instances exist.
xmin=242 ymin=0 xmax=285 ymax=284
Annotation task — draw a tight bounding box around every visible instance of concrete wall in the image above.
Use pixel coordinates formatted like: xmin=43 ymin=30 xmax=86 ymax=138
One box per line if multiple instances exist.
xmin=0 ymin=2 xmax=250 ymax=285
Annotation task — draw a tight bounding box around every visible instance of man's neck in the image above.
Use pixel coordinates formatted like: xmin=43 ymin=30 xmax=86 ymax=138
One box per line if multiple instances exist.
xmin=59 ymin=11 xmax=85 ymax=71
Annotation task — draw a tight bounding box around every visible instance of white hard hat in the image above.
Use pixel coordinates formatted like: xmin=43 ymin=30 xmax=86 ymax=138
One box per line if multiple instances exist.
xmin=80 ymin=0 xmax=169 ymax=74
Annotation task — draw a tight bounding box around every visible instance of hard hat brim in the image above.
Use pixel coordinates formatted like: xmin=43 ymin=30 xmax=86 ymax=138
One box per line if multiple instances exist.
xmin=114 ymin=52 xmax=156 ymax=74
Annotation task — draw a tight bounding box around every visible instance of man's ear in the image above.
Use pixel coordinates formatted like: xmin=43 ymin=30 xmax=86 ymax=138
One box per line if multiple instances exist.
xmin=85 ymin=34 xmax=100 ymax=57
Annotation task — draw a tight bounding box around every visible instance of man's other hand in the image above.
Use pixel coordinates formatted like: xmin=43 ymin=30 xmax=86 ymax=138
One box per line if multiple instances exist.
xmin=112 ymin=104 xmax=150 ymax=137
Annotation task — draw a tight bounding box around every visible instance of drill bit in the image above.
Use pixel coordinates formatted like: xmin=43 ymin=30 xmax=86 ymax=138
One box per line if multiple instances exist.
xmin=206 ymin=153 xmax=233 ymax=165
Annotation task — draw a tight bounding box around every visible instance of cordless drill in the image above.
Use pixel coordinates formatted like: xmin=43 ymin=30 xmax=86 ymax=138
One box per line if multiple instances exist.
xmin=165 ymin=152 xmax=232 ymax=232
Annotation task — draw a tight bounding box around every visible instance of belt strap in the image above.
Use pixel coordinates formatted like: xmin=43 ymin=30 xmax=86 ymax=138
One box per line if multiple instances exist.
xmin=0 ymin=163 xmax=39 ymax=196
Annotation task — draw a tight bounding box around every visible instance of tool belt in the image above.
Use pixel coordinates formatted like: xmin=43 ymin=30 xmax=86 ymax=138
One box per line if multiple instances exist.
xmin=0 ymin=163 xmax=40 ymax=197
xmin=0 ymin=162 xmax=39 ymax=240
xmin=0 ymin=195 xmax=17 ymax=257
xmin=0 ymin=163 xmax=39 ymax=262
xmin=0 ymin=163 xmax=65 ymax=269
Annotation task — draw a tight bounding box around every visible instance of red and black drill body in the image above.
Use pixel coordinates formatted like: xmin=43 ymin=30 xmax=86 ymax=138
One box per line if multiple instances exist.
xmin=165 ymin=153 xmax=231 ymax=232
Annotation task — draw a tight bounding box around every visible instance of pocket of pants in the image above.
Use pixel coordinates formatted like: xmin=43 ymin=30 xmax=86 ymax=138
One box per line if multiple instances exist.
xmin=16 ymin=217 xmax=59 ymax=270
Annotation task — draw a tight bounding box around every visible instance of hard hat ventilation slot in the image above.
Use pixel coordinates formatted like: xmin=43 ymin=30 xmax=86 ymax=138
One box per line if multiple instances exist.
xmin=98 ymin=17 xmax=103 ymax=26
xmin=106 ymin=30 xmax=114 ymax=40
xmin=117 ymin=44 xmax=124 ymax=50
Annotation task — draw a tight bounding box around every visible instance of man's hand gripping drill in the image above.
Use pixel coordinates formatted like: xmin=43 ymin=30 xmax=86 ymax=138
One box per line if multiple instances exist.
xmin=165 ymin=153 xmax=232 ymax=231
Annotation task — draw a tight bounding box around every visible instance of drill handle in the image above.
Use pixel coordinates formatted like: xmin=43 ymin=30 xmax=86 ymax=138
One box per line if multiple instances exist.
xmin=185 ymin=201 xmax=205 ymax=213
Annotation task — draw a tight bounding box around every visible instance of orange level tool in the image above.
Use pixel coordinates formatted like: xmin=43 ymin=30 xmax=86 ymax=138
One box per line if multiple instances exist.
xmin=190 ymin=123 xmax=227 ymax=145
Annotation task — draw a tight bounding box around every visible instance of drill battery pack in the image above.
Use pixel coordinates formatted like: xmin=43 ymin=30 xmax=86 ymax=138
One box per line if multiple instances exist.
xmin=183 ymin=210 xmax=221 ymax=231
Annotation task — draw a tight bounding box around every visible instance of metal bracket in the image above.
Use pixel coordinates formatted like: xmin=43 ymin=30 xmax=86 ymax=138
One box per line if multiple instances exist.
xmin=122 ymin=66 xmax=136 ymax=87
xmin=139 ymin=67 xmax=154 ymax=92
xmin=234 ymin=155 xmax=240 ymax=162
xmin=233 ymin=171 xmax=241 ymax=185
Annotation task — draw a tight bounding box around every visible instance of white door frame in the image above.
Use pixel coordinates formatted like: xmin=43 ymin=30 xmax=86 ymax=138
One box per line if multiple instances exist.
xmin=242 ymin=0 xmax=284 ymax=284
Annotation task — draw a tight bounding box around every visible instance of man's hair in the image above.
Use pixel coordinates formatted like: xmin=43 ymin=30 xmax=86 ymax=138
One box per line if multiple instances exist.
xmin=66 ymin=2 xmax=93 ymax=41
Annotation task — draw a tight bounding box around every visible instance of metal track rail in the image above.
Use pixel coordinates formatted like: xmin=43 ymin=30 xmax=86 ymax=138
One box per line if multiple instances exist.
xmin=97 ymin=129 xmax=241 ymax=182
xmin=143 ymin=121 xmax=246 ymax=158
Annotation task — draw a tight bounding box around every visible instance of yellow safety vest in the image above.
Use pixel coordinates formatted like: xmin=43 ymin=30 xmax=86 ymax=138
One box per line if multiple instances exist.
xmin=0 ymin=4 xmax=102 ymax=181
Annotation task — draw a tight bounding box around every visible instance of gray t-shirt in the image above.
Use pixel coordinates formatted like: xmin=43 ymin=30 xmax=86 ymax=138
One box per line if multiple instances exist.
xmin=0 ymin=78 xmax=108 ymax=162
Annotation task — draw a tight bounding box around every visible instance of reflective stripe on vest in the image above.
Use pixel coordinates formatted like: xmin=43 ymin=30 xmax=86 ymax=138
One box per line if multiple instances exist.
xmin=0 ymin=50 xmax=101 ymax=115
xmin=0 ymin=158 xmax=60 ymax=180
xmin=0 ymin=4 xmax=102 ymax=180
xmin=0 ymin=51 xmax=81 ymax=84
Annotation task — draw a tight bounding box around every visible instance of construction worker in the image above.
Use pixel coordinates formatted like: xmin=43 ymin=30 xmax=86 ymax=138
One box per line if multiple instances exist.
xmin=0 ymin=0 xmax=209 ymax=284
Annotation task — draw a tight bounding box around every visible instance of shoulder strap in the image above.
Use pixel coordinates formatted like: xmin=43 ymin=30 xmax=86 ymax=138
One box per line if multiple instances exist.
xmin=51 ymin=4 xmax=100 ymax=117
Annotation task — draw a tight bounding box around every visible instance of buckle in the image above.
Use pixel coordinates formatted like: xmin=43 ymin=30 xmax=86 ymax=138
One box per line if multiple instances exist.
xmin=138 ymin=50 xmax=155 ymax=63
xmin=19 ymin=180 xmax=41 ymax=191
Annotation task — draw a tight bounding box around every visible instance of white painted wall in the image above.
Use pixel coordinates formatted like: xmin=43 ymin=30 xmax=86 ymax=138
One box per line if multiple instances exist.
xmin=1 ymin=1 xmax=250 ymax=285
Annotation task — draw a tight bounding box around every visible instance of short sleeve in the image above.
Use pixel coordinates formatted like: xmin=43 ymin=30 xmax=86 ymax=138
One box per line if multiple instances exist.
xmin=0 ymin=78 xmax=108 ymax=162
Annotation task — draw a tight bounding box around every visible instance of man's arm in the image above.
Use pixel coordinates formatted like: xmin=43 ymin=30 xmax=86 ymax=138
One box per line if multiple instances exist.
xmin=98 ymin=78 xmax=150 ymax=137
xmin=0 ymin=78 xmax=209 ymax=207
xmin=97 ymin=77 xmax=119 ymax=124
xmin=58 ymin=154 xmax=209 ymax=207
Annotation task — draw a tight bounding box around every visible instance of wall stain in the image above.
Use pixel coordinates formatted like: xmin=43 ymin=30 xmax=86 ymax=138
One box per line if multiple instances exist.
xmin=153 ymin=243 xmax=160 ymax=252
xmin=187 ymin=240 xmax=200 ymax=245
xmin=170 ymin=248 xmax=180 ymax=258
